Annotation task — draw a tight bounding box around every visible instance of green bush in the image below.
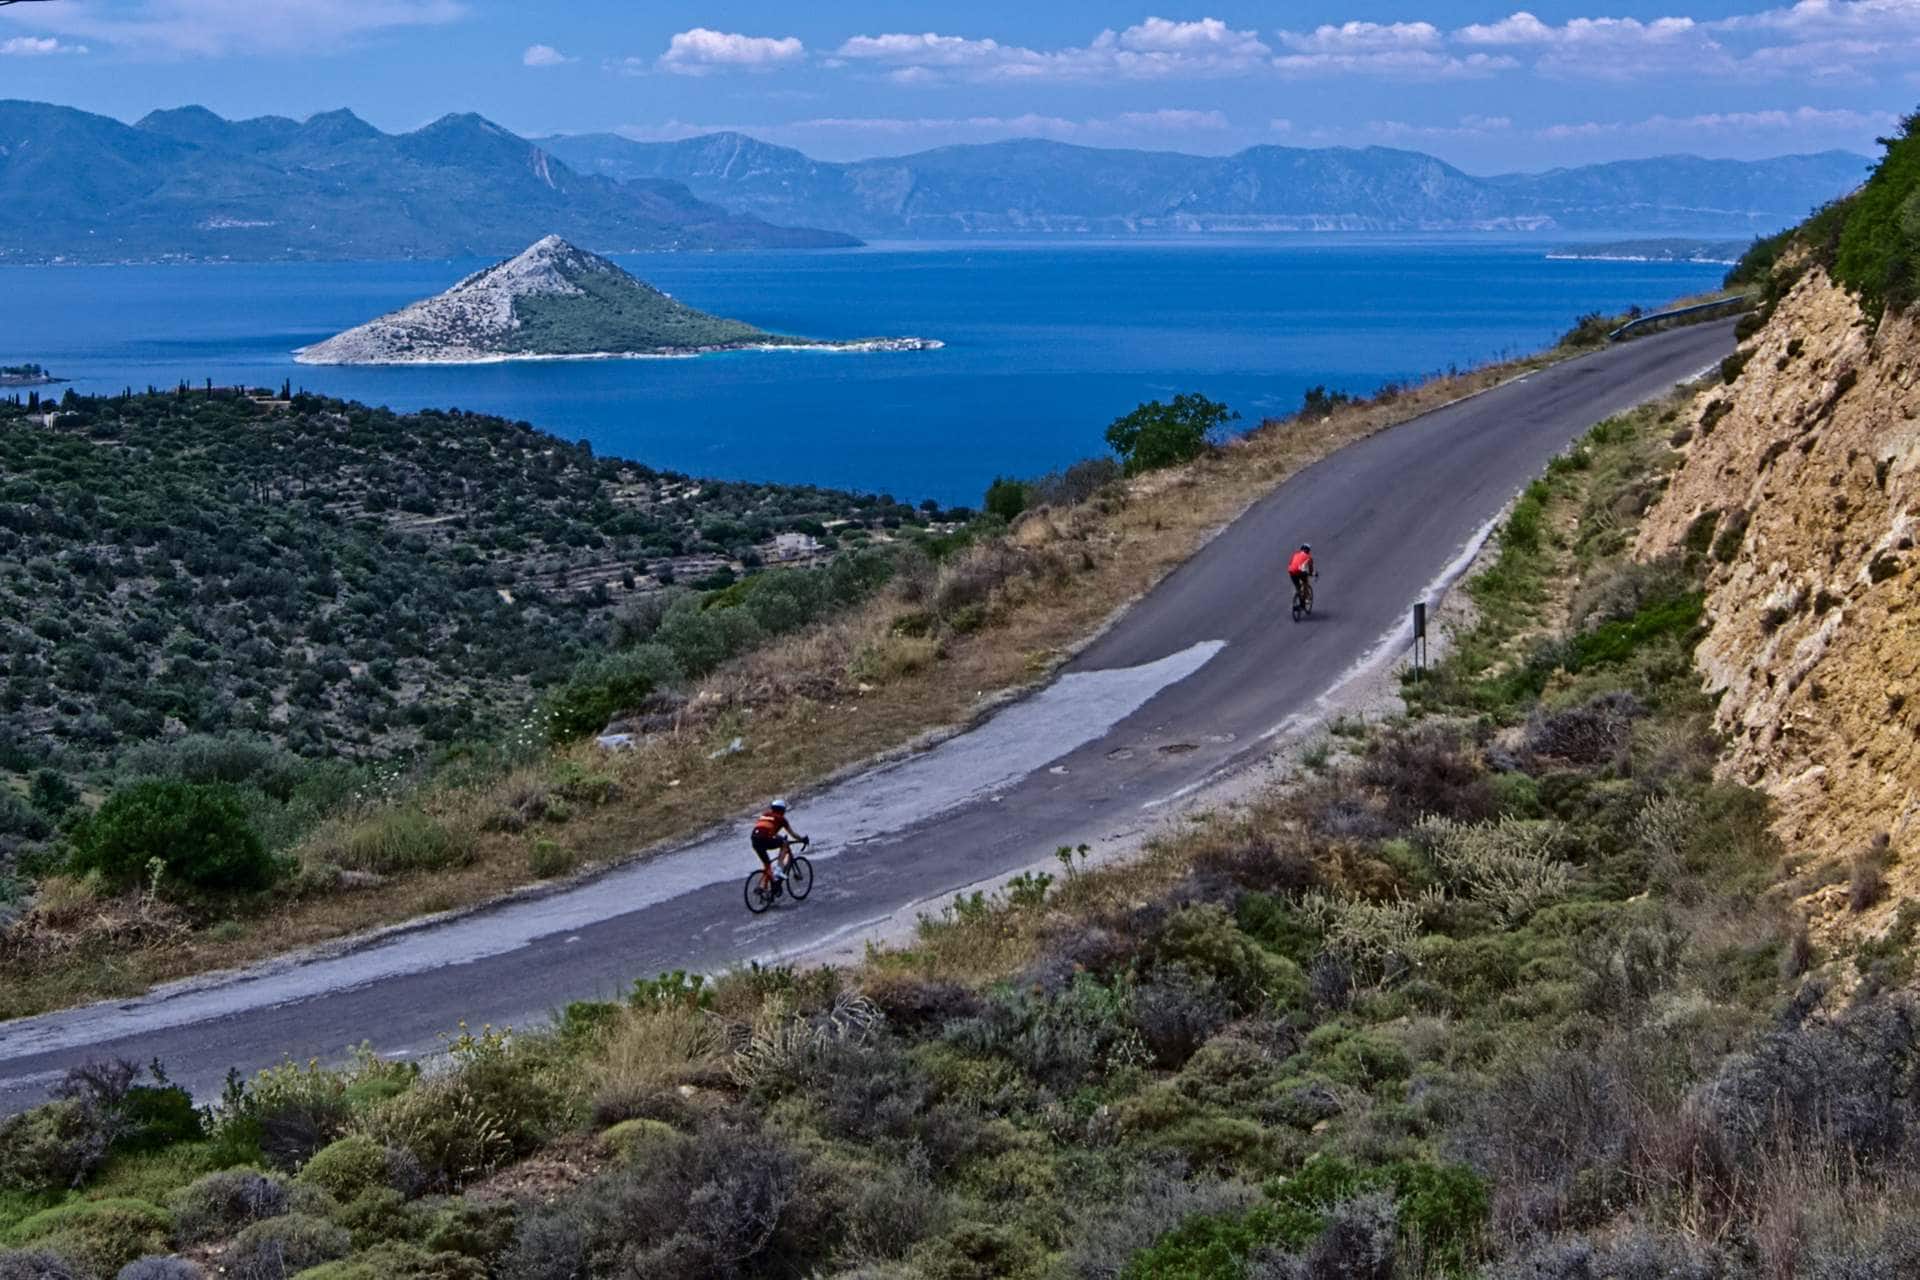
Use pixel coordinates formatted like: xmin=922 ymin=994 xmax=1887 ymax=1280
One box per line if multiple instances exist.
xmin=1832 ymin=111 xmax=1920 ymax=320
xmin=222 ymin=1214 xmax=349 ymax=1280
xmin=68 ymin=780 xmax=273 ymax=895
xmin=545 ymin=644 xmax=681 ymax=742
xmin=166 ymin=1169 xmax=288 ymax=1245
xmin=1104 ymin=394 xmax=1238 ymax=475
xmin=293 ymin=1137 xmax=396 ymax=1204
xmin=0 ymin=1102 xmax=109 ymax=1194
xmin=324 ymin=810 xmax=459 ymax=876
xmin=4 ymin=1199 xmax=171 ymax=1278
xmin=1147 ymin=904 xmax=1307 ymax=1011
xmin=294 ymin=1242 xmax=486 ymax=1280
xmin=982 ymin=477 xmax=1028 ymax=522
xmin=1566 ymin=592 xmax=1703 ymax=671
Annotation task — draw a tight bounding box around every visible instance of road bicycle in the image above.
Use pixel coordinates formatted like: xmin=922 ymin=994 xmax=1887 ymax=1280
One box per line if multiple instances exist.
xmin=1291 ymin=573 xmax=1316 ymax=623
xmin=744 ymin=836 xmax=814 ymax=914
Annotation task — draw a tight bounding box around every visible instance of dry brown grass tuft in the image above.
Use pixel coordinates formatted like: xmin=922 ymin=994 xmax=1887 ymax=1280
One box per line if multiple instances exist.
xmin=592 ymin=1005 xmax=729 ymax=1101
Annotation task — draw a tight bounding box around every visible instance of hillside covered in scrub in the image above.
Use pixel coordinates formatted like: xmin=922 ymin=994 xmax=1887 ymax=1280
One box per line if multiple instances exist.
xmin=9 ymin=383 xmax=1915 ymax=1278
xmin=0 ymin=385 xmax=950 ymax=884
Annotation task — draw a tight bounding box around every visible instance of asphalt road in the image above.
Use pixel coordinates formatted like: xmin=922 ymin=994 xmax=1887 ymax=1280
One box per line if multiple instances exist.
xmin=0 ymin=319 xmax=1734 ymax=1109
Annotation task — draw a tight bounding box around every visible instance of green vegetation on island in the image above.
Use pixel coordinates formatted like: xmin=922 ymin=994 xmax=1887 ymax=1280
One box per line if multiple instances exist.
xmin=0 ymin=365 xmax=61 ymax=386
xmin=510 ymin=262 xmax=769 ymax=355
xmin=297 ymin=237 xmax=937 ymax=363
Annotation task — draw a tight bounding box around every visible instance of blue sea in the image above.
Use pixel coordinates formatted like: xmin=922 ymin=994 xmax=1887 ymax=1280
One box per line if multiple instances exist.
xmin=0 ymin=240 xmax=1726 ymax=507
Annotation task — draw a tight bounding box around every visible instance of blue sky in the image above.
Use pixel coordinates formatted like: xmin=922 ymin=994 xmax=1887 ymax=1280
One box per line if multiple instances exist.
xmin=2 ymin=0 xmax=1915 ymax=170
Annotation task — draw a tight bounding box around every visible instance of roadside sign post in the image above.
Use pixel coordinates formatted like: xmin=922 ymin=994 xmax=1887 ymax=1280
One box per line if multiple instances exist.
xmin=1412 ymin=602 xmax=1428 ymax=682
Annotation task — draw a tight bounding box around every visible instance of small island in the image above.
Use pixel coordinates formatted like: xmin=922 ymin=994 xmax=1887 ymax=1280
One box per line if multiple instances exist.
xmin=0 ymin=363 xmax=65 ymax=387
xmin=1545 ymin=238 xmax=1747 ymax=265
xmin=296 ymin=235 xmax=940 ymax=365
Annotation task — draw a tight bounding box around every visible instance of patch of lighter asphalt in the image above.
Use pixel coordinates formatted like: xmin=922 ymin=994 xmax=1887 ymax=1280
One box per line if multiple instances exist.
xmin=0 ymin=639 xmax=1225 ymax=1061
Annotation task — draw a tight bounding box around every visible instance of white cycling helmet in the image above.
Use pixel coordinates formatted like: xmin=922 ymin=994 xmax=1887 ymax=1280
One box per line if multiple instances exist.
xmin=770 ymin=798 xmax=788 ymax=811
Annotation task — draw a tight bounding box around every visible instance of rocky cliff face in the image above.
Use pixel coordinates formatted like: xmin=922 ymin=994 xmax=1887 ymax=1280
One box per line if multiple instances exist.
xmin=1637 ymin=269 xmax=1920 ymax=884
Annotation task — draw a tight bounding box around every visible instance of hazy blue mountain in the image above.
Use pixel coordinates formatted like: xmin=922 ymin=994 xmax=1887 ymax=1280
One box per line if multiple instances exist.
xmin=541 ymin=130 xmax=1869 ymax=238
xmin=0 ymin=100 xmax=856 ymax=263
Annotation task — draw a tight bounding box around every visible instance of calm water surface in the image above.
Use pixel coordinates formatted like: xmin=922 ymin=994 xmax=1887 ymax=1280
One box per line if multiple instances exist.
xmin=0 ymin=240 xmax=1725 ymax=506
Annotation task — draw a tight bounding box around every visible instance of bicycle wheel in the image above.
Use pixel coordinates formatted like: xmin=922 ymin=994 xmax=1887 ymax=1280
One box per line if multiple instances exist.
xmin=744 ymin=871 xmax=776 ymax=914
xmin=785 ymin=856 xmax=814 ymax=901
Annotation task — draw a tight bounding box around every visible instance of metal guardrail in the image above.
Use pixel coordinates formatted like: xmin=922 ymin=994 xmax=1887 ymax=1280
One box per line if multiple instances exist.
xmin=1609 ymin=295 xmax=1754 ymax=342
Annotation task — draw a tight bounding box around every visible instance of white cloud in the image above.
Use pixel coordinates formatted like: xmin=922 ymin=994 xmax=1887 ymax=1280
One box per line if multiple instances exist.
xmin=834 ymin=16 xmax=1270 ymax=83
xmin=0 ymin=0 xmax=463 ymax=58
xmin=1455 ymin=11 xmax=1701 ymax=46
xmin=0 ymin=35 xmax=87 ymax=55
xmin=658 ymin=27 xmax=804 ymax=75
xmin=1535 ymin=105 xmax=1897 ymax=140
xmin=1278 ymin=21 xmax=1442 ymax=53
xmin=1454 ymin=2 xmax=1920 ymax=80
xmin=617 ymin=111 xmax=1241 ymax=155
xmin=1364 ymin=114 xmax=1515 ymax=141
xmin=1272 ymin=49 xmax=1516 ymax=78
xmin=522 ymin=43 xmax=572 ymax=67
xmin=1714 ymin=0 xmax=1920 ymax=36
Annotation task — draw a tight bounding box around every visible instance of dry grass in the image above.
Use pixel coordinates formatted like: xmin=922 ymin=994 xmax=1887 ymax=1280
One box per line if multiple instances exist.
xmin=592 ymin=1005 xmax=728 ymax=1098
xmin=7 ymin=339 xmax=1608 ymax=1013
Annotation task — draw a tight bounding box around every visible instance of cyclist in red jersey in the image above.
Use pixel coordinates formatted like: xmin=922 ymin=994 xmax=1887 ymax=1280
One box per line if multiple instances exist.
xmin=1287 ymin=544 xmax=1315 ymax=601
xmin=750 ymin=800 xmax=805 ymax=886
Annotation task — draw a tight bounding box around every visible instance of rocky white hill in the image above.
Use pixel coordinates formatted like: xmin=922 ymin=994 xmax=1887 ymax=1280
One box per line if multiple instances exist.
xmin=297 ymin=235 xmax=937 ymax=364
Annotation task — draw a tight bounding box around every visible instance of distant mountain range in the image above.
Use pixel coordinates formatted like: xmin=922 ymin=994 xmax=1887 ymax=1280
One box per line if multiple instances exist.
xmin=0 ymin=98 xmax=1871 ymax=264
xmin=0 ymin=100 xmax=854 ymax=264
xmin=540 ymin=132 xmax=1871 ymax=239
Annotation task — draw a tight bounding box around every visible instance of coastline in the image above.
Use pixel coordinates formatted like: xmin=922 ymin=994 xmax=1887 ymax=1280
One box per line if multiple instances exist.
xmin=293 ymin=336 xmax=944 ymax=366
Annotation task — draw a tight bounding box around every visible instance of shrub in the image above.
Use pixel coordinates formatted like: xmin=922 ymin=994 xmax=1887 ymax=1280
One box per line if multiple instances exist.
xmin=68 ymin=780 xmax=272 ymax=895
xmin=1358 ymin=729 xmax=1496 ymax=825
xmin=421 ymin=1200 xmax=515 ymax=1263
xmin=498 ymin=1123 xmax=826 ymax=1280
xmin=293 ymin=1243 xmax=486 ymax=1280
xmin=166 ymin=1169 xmax=288 ymax=1245
xmin=983 ymin=477 xmax=1028 ymax=522
xmin=1146 ymin=904 xmax=1307 ymax=1011
xmin=945 ymin=976 xmax=1148 ymax=1090
xmin=0 ymin=1102 xmax=110 ymax=1193
xmin=1688 ymin=993 xmax=1920 ymax=1176
xmin=1027 ymin=457 xmax=1121 ymax=509
xmin=356 ymin=1086 xmax=510 ymax=1194
xmin=294 ymin=1136 xmax=399 ymax=1204
xmin=1559 ymin=312 xmax=1617 ymax=347
xmin=1105 ymin=394 xmax=1239 ymax=474
xmin=222 ymin=1214 xmax=350 ymax=1280
xmin=546 ymin=644 xmax=682 ymax=742
xmin=5 ymin=1200 xmax=172 ymax=1279
xmin=0 ymin=1252 xmax=80 ymax=1280
xmin=116 ymin=1258 xmax=205 ymax=1280
xmin=213 ymin=1052 xmax=413 ymax=1173
xmin=841 ymin=1152 xmax=946 ymax=1263
xmin=322 ymin=810 xmax=459 ymax=876
xmin=1415 ymin=816 xmax=1573 ymax=924
xmin=1134 ymin=967 xmax=1236 ymax=1069
xmin=1521 ymin=692 xmax=1643 ymax=765
xmin=1831 ymin=111 xmax=1920 ymax=319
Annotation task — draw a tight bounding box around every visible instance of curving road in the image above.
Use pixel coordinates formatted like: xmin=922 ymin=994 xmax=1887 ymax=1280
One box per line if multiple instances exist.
xmin=0 ymin=320 xmax=1734 ymax=1110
